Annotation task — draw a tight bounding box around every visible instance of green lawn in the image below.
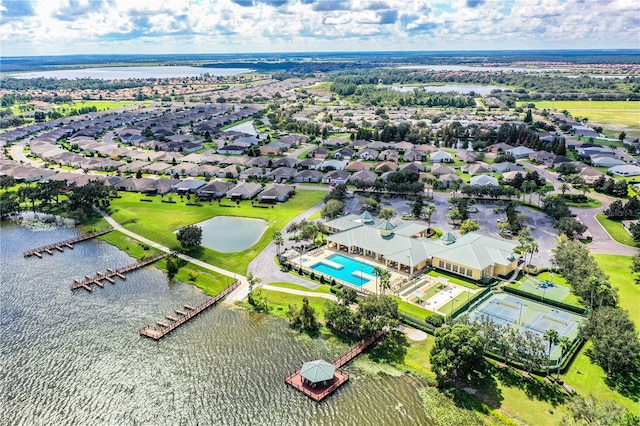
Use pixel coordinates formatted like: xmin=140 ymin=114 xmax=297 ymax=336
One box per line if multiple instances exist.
xmin=564 ymin=343 xmax=640 ymax=417
xmin=517 ymin=100 xmax=640 ymax=129
xmin=108 ymin=190 xmax=324 ymax=274
xmin=595 ymin=214 xmax=640 ymax=248
xmin=427 ymin=270 xmax=481 ymax=289
xmin=393 ymin=296 xmax=436 ymax=321
xmin=561 ymin=254 xmax=640 ymax=417
xmin=593 ymin=254 xmax=640 ymax=328
xmin=99 ymin=230 xmax=230 ymax=296
xmin=256 ymin=289 xmax=329 ymax=321
xmin=267 ymin=282 xmax=332 ymax=294
xmin=439 ymin=294 xmax=473 ymax=317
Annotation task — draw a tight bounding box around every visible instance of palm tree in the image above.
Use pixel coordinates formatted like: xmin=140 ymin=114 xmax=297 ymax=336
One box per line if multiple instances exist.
xmin=273 ymin=231 xmax=284 ymax=257
xmin=373 ymin=265 xmax=385 ymax=295
xmin=543 ymin=328 xmax=560 ymax=377
xmin=522 ymin=180 xmax=537 ymax=205
xmin=557 ymin=336 xmax=571 ymax=380
xmin=379 ymin=269 xmax=392 ymax=294
xmin=560 ymin=183 xmax=570 ymax=198
xmin=528 ymin=241 xmax=539 ymax=267
xmin=423 ymin=203 xmax=437 ymax=232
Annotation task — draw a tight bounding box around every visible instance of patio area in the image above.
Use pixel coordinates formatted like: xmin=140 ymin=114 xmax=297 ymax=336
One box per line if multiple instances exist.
xmin=293 ymin=247 xmax=409 ymax=294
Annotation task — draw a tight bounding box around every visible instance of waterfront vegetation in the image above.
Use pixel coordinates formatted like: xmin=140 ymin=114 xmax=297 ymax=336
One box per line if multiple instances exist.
xmin=108 ymin=190 xmax=325 ymax=274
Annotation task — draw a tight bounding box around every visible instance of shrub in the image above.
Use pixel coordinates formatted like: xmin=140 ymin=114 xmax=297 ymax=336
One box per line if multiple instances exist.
xmin=425 ymin=314 xmax=445 ymax=327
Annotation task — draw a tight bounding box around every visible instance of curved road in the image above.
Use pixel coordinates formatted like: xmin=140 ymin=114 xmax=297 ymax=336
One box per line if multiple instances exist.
xmin=521 ymin=161 xmax=638 ymax=256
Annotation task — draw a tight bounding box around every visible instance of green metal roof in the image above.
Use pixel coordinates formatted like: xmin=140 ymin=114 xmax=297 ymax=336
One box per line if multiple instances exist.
xmin=300 ymin=359 xmax=336 ymax=383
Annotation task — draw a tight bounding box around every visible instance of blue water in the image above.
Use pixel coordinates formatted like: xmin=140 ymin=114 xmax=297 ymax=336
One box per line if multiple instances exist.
xmin=311 ymin=254 xmax=376 ymax=287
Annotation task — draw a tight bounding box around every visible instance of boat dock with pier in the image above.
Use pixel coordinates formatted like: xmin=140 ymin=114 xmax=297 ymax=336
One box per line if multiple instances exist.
xmin=70 ymin=253 xmax=167 ymax=291
xmin=285 ymin=330 xmax=385 ymax=402
xmin=24 ymin=228 xmax=114 ymax=258
xmin=139 ymin=280 xmax=241 ymax=340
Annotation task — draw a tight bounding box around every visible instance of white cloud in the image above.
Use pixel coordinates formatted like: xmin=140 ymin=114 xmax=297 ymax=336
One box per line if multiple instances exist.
xmin=0 ymin=0 xmax=638 ymax=55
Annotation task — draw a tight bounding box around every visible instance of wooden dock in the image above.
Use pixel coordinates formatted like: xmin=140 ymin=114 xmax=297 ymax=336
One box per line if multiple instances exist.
xmin=139 ymin=280 xmax=241 ymax=340
xmin=285 ymin=330 xmax=385 ymax=402
xmin=24 ymin=228 xmax=113 ymax=258
xmin=70 ymin=253 xmax=167 ymax=291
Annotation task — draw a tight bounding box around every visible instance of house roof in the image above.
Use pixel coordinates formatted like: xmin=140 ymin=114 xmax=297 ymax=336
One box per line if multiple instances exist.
xmin=428 ymin=233 xmax=519 ymax=270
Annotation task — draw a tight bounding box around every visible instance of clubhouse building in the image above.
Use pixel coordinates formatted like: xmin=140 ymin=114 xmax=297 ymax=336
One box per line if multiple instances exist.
xmin=324 ymin=213 xmax=520 ymax=281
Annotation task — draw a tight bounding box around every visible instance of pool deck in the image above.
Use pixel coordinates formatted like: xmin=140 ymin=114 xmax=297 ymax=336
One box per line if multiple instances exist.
xmin=297 ymin=248 xmax=408 ymax=294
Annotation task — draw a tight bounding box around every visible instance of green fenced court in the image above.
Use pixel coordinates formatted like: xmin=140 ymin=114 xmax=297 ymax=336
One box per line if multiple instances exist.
xmin=465 ymin=292 xmax=585 ymax=364
xmin=515 ymin=276 xmax=571 ymax=303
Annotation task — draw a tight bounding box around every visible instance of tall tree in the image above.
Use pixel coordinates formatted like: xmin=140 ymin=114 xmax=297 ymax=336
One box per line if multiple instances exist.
xmin=543 ymin=328 xmax=559 ymax=376
xmin=430 ymin=323 xmax=486 ymax=386
xmin=176 ymin=225 xmax=203 ymax=249
xmin=272 ymin=231 xmax=284 ymax=257
xmin=422 ymin=203 xmax=437 ymax=231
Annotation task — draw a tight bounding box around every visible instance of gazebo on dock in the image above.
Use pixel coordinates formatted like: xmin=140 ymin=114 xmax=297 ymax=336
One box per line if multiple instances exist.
xmin=299 ymin=359 xmax=336 ymax=388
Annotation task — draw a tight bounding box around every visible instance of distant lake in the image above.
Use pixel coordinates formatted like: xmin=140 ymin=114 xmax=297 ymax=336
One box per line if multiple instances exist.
xmin=397 ymin=65 xmax=568 ymax=73
xmin=9 ymin=66 xmax=254 ymax=80
xmin=391 ymin=84 xmax=507 ymax=95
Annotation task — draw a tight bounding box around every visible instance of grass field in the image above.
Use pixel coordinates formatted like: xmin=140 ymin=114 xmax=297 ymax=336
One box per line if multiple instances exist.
xmin=108 ymin=190 xmax=325 ymax=275
xmin=267 ymin=282 xmax=332 ymax=294
xmin=253 ymin=289 xmax=329 ymax=322
xmin=595 ymin=214 xmax=640 ymax=248
xmin=13 ymin=100 xmax=135 ymax=117
xmin=518 ymin=100 xmax=640 ymax=129
xmin=562 ymin=254 xmax=640 ymax=417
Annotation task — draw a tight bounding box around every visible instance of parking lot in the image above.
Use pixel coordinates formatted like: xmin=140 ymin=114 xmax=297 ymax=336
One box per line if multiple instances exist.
xmin=344 ymin=193 xmax=558 ymax=268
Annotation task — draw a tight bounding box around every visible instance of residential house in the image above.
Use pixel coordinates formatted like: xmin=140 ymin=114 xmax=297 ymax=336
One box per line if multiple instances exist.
xmin=217 ymin=145 xmax=246 ymax=155
xmin=226 ymin=182 xmax=262 ymax=200
xmin=298 ymin=158 xmax=323 ymax=170
xmin=334 ymin=148 xmax=356 ymax=161
xmin=609 ymin=164 xmax=640 ymax=177
xmin=404 ymin=150 xmax=425 ymax=162
xmin=470 ymin=175 xmax=499 ymax=186
xmin=490 ymin=162 xmax=523 ymax=174
xmin=430 ymin=164 xmax=456 ymax=176
xmin=322 ymin=170 xmax=351 ymax=185
xmin=320 ymin=160 xmax=347 ymax=171
xmin=591 ymin=155 xmax=625 ymax=168
xmin=269 ymin=167 xmax=297 ymax=183
xmin=349 ymin=170 xmax=377 ymax=186
xmin=197 ymin=180 xmax=234 ymax=200
xmin=345 ymin=161 xmax=371 ymax=172
xmin=506 ymin=146 xmax=536 ymax=159
xmin=257 ymin=184 xmax=295 ymax=203
xmin=379 ymin=149 xmax=400 ymax=162
xmin=171 ymin=179 xmax=207 ymax=194
xmin=357 ymin=148 xmax=379 ymax=161
xmin=293 ymin=169 xmax=323 ymax=183
xmin=430 ymin=151 xmax=454 ymax=163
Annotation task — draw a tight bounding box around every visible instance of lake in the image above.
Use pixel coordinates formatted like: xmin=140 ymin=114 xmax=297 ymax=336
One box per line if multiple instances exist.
xmin=391 ymin=84 xmax=506 ymax=95
xmin=198 ymin=216 xmax=269 ymax=253
xmin=8 ymin=66 xmax=254 ymax=80
xmin=0 ymin=220 xmax=431 ymax=425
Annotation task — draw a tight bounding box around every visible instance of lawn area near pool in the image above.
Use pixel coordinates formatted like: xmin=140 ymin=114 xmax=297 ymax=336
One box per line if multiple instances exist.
xmin=596 ymin=214 xmax=640 ymax=248
xmin=108 ymin=190 xmax=325 ymax=274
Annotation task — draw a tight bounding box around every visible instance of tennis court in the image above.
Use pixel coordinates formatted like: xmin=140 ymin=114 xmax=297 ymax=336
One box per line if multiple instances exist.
xmin=515 ymin=276 xmax=571 ymax=303
xmin=467 ymin=293 xmax=584 ymax=362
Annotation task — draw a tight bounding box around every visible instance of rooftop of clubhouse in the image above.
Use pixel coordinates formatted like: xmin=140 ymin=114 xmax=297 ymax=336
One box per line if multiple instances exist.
xmin=324 ymin=213 xmax=520 ymax=281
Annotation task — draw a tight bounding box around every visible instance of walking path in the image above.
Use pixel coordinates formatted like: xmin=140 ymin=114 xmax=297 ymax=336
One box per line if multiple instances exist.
xmin=247 ymin=201 xmax=325 ymax=289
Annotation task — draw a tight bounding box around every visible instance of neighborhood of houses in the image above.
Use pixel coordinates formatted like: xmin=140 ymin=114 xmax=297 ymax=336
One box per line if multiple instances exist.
xmin=2 ymin=99 xmax=639 ymax=210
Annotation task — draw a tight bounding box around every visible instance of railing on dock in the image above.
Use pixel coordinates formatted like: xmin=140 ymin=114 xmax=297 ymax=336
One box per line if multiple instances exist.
xmin=70 ymin=253 xmax=167 ymax=291
xmin=139 ymin=280 xmax=241 ymax=340
xmin=24 ymin=228 xmax=113 ymax=257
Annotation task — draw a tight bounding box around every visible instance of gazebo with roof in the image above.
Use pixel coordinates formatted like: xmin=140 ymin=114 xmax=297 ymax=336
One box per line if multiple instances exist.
xmin=299 ymin=359 xmax=336 ymax=388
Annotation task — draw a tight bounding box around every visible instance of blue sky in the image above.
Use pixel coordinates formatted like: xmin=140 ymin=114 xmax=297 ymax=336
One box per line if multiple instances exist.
xmin=1 ymin=0 xmax=638 ymax=56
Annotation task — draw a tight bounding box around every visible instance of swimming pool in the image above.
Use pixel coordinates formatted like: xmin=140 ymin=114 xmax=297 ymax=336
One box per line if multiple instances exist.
xmin=310 ymin=254 xmax=377 ymax=287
